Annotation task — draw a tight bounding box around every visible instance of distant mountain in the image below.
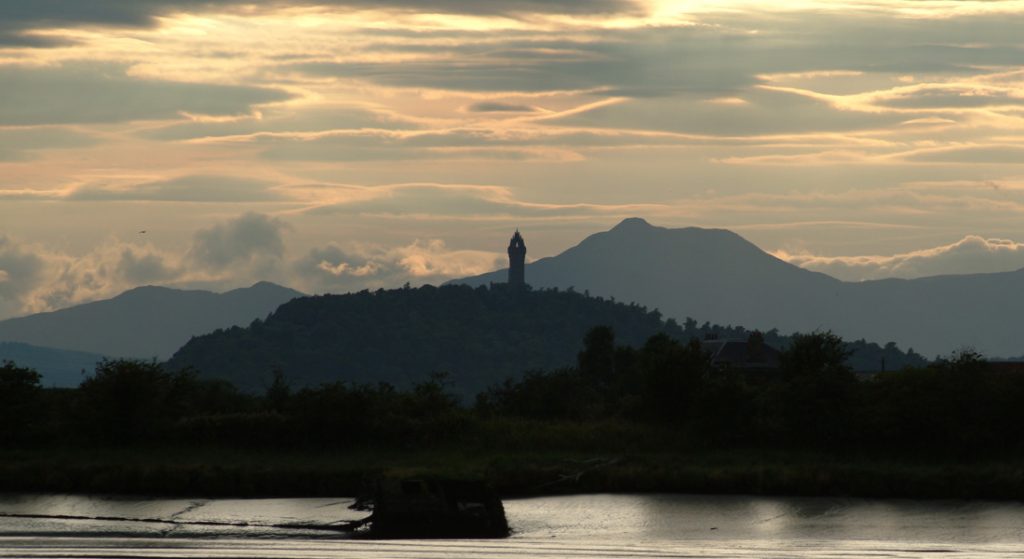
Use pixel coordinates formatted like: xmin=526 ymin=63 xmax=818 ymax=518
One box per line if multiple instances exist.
xmin=0 ymin=282 xmax=303 ymax=359
xmin=0 ymin=342 xmax=104 ymax=387
xmin=455 ymin=218 xmax=842 ymax=340
xmin=453 ymin=218 xmax=1024 ymax=358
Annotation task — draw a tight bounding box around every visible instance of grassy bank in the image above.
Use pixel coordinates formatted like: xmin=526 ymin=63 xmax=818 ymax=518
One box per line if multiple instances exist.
xmin=4 ymin=446 xmax=1024 ymax=501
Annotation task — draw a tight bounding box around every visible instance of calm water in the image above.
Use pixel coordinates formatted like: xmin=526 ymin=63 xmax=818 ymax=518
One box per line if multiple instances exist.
xmin=2 ymin=493 xmax=1024 ymax=557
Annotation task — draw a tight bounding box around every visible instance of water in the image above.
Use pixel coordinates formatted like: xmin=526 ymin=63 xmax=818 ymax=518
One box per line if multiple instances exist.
xmin=3 ymin=493 xmax=1024 ymax=557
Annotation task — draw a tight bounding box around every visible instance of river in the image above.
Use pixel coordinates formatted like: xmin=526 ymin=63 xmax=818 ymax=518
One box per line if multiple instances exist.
xmin=2 ymin=493 xmax=1024 ymax=557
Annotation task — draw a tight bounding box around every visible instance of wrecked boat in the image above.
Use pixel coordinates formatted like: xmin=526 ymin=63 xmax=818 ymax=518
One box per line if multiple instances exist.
xmin=353 ymin=477 xmax=510 ymax=539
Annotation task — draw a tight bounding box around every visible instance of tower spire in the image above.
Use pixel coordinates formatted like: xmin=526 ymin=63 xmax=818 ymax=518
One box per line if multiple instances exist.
xmin=507 ymin=229 xmax=526 ymax=286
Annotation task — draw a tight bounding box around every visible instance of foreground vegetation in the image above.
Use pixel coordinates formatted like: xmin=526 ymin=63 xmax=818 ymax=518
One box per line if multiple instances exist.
xmin=2 ymin=329 xmax=1022 ymax=499
xmin=6 ymin=446 xmax=1024 ymax=500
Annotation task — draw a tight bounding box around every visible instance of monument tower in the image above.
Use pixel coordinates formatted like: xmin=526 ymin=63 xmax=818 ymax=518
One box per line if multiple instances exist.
xmin=507 ymin=229 xmax=526 ymax=285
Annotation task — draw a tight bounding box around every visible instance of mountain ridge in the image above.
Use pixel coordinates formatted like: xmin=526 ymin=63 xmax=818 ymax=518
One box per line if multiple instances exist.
xmin=0 ymin=341 xmax=105 ymax=387
xmin=0 ymin=282 xmax=304 ymax=359
xmin=453 ymin=218 xmax=1024 ymax=357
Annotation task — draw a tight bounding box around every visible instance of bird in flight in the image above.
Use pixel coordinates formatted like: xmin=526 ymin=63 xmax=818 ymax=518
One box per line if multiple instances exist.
xmin=138 ymin=230 xmax=146 ymax=234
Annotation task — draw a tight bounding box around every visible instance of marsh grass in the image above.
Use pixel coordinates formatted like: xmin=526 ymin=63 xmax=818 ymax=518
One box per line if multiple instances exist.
xmin=5 ymin=446 xmax=1024 ymax=500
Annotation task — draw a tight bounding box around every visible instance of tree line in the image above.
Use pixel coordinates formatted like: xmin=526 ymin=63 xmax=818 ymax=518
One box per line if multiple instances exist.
xmin=2 ymin=327 xmax=1020 ymax=458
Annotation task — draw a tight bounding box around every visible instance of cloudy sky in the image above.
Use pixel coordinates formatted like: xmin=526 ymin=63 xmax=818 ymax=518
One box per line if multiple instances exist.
xmin=3 ymin=0 xmax=1024 ymax=318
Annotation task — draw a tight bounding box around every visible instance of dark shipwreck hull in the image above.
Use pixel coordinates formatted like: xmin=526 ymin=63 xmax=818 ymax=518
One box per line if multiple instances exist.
xmin=364 ymin=478 xmax=510 ymax=539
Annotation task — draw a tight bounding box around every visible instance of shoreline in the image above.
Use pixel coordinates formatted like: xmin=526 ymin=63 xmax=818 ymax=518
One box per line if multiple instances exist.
xmin=4 ymin=447 xmax=1024 ymax=502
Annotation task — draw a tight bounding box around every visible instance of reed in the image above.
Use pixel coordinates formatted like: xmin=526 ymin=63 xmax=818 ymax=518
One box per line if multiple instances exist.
xmin=5 ymin=446 xmax=1024 ymax=500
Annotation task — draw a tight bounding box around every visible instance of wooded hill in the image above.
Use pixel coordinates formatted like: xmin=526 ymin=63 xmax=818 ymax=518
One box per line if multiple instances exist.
xmin=167 ymin=284 xmax=925 ymax=395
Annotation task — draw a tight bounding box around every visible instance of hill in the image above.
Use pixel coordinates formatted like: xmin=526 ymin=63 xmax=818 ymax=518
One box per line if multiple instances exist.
xmin=166 ymin=284 xmax=924 ymax=395
xmin=454 ymin=218 xmax=1024 ymax=358
xmin=166 ymin=284 xmax=682 ymax=395
xmin=0 ymin=282 xmax=303 ymax=359
xmin=0 ymin=342 xmax=104 ymax=387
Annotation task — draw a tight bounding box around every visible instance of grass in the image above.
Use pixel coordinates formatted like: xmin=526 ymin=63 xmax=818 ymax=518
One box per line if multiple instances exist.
xmin=4 ymin=446 xmax=1024 ymax=500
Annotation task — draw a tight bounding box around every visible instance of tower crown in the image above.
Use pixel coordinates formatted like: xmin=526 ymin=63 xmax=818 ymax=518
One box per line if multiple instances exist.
xmin=507 ymin=229 xmax=526 ymax=285
xmin=508 ymin=230 xmax=525 ymax=252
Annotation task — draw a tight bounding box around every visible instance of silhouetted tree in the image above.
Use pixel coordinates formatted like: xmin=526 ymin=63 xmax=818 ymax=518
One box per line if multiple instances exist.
xmin=636 ymin=334 xmax=710 ymax=423
xmin=76 ymin=359 xmax=188 ymax=444
xmin=578 ymin=326 xmax=616 ymax=384
xmin=476 ymin=368 xmax=596 ymax=420
xmin=0 ymin=361 xmax=43 ymax=445
xmin=781 ymin=330 xmax=851 ymax=378
xmin=934 ymin=347 xmax=987 ymax=375
xmin=774 ymin=331 xmax=857 ymax=447
xmin=265 ymin=368 xmax=291 ymax=412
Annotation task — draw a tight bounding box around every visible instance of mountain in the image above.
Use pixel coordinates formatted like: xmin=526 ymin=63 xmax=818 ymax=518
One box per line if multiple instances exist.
xmin=453 ymin=218 xmax=1024 ymax=358
xmin=455 ymin=218 xmax=842 ymax=340
xmin=0 ymin=342 xmax=104 ymax=387
xmin=0 ymin=282 xmax=303 ymax=360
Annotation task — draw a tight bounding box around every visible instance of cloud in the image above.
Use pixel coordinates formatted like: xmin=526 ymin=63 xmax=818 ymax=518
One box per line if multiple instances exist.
xmin=777 ymin=235 xmax=1024 ymax=281
xmin=68 ymin=175 xmax=286 ymax=202
xmin=141 ymin=104 xmax=412 ymax=142
xmin=905 ymin=146 xmax=1024 ymax=164
xmin=115 ymin=246 xmax=179 ymax=284
xmin=187 ymin=213 xmax=289 ymax=275
xmin=3 ymin=213 xmax=296 ymax=317
xmin=0 ymin=234 xmax=181 ymax=318
xmin=196 ymin=124 xmax=701 ymax=162
xmin=32 ymin=243 xmax=180 ymax=312
xmin=0 ymin=211 xmax=511 ymax=319
xmin=281 ymin=14 xmax=1024 ymax=100
xmin=0 ymin=207 xmax=512 ymax=317
xmin=254 ymin=130 xmax=576 ymax=162
xmin=294 ymin=239 xmax=503 ymax=293
xmin=0 ymin=0 xmax=638 ymax=46
xmin=7 ymin=4 xmax=1024 ymax=315
xmin=874 ymin=85 xmax=1024 ymax=110
xmin=305 ymin=183 xmax=664 ymax=218
xmin=282 ymin=25 xmax=765 ymax=97
xmin=0 ymin=127 xmax=98 ymax=161
xmin=0 ymin=235 xmax=48 ymax=318
xmin=466 ymin=102 xmax=538 ymax=113
xmin=554 ymin=87 xmax=906 ymax=136
xmin=0 ymin=63 xmax=290 ymax=125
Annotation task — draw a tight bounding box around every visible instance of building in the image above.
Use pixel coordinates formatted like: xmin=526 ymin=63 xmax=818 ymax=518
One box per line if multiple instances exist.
xmin=507 ymin=229 xmax=526 ymax=285
xmin=702 ymin=332 xmax=781 ymax=373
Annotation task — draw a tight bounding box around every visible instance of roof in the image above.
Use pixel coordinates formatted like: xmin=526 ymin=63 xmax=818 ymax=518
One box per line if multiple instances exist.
xmin=702 ymin=338 xmax=781 ymax=371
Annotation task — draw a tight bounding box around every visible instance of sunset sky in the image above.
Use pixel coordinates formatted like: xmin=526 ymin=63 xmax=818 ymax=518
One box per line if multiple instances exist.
xmin=3 ymin=0 xmax=1024 ymax=319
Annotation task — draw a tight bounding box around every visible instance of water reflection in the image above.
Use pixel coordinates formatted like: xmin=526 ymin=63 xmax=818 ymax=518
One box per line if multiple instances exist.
xmin=3 ymin=493 xmax=1024 ymax=558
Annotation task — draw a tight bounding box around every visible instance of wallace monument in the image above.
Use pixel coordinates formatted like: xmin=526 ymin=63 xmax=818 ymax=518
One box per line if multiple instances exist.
xmin=507 ymin=229 xmax=526 ymax=286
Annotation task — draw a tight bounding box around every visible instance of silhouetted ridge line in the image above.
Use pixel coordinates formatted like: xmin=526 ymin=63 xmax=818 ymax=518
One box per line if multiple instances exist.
xmin=451 ymin=218 xmax=1024 ymax=358
xmin=166 ymin=284 xmax=924 ymax=395
xmin=0 ymin=282 xmax=303 ymax=360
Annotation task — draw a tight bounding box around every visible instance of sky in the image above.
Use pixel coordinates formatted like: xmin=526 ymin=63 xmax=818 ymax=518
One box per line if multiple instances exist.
xmin=2 ymin=0 xmax=1024 ymax=319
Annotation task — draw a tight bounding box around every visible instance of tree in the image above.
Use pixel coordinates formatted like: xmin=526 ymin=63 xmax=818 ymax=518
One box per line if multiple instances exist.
xmin=780 ymin=330 xmax=851 ymax=378
xmin=635 ymin=334 xmax=711 ymax=423
xmin=265 ymin=368 xmax=291 ymax=412
xmin=934 ymin=347 xmax=987 ymax=375
xmin=774 ymin=331 xmax=857 ymax=447
xmin=578 ymin=326 xmax=616 ymax=384
xmin=0 ymin=361 xmax=43 ymax=445
xmin=77 ymin=359 xmax=181 ymax=444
